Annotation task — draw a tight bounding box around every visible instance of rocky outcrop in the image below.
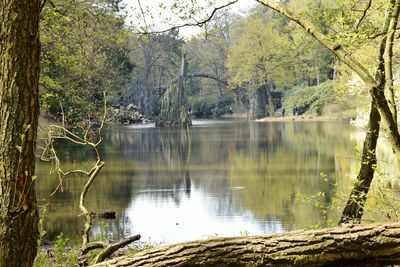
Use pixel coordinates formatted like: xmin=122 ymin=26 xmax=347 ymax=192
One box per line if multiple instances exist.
xmin=108 ymin=104 xmax=151 ymax=124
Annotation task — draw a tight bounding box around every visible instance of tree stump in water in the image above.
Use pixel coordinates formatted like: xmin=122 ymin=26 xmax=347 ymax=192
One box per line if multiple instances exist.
xmin=156 ymin=54 xmax=192 ymax=128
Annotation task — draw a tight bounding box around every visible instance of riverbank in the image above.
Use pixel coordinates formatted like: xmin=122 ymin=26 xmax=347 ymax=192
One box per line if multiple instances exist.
xmin=222 ymin=111 xmax=350 ymax=122
xmin=256 ymin=114 xmax=349 ymax=122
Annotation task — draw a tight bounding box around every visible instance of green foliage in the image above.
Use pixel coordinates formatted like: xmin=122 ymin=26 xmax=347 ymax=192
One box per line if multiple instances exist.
xmin=34 ymin=242 xmax=79 ymax=267
xmin=95 ymin=220 xmax=108 ymax=241
xmin=131 ymin=32 xmax=184 ymax=87
xmin=87 ymin=249 xmax=103 ymax=265
xmin=282 ymin=80 xmax=337 ymax=115
xmin=184 ymin=12 xmax=233 ymax=105
xmin=132 ymin=239 xmax=161 ymax=251
xmin=39 ymin=93 xmax=60 ymax=115
xmin=227 ymin=7 xmax=333 ymax=90
xmin=239 ymin=230 xmax=250 ymax=237
xmin=190 ymin=95 xmax=234 ymax=117
xmin=40 ymin=0 xmax=134 ymax=123
xmin=34 ymin=233 xmax=78 ymax=267
xmin=227 ymin=11 xmax=290 ymax=88
xmin=33 ymin=252 xmax=52 ymax=267
xmin=54 ymin=232 xmax=70 ymax=265
xmin=295 ymin=176 xmax=339 ymax=229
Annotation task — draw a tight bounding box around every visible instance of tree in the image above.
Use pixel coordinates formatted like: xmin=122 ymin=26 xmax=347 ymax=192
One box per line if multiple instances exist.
xmin=40 ymin=0 xmax=134 ymax=122
xmin=226 ymin=6 xmax=333 ymax=118
xmin=93 ymin=222 xmax=400 ymax=266
xmin=254 ymin=0 xmax=400 ymax=223
xmin=185 ymin=10 xmax=234 ymax=97
xmin=184 ymin=11 xmax=238 ymax=116
xmin=0 ymin=0 xmax=41 ymax=266
xmin=257 ymin=0 xmax=400 ymax=152
xmin=227 ymin=11 xmax=287 ymax=119
xmin=121 ymin=31 xmax=184 ymax=117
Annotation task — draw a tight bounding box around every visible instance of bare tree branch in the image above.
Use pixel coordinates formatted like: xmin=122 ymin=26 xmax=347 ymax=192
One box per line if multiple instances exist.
xmin=354 ymin=0 xmax=372 ymax=30
xmin=38 ymin=93 xmax=141 ymax=265
xmin=137 ymin=0 xmax=149 ymax=31
xmin=40 ymin=0 xmax=55 ymax=13
xmin=131 ymin=0 xmax=239 ymax=35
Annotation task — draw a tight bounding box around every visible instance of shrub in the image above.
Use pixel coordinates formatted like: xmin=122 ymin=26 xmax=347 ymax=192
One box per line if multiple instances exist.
xmin=190 ymin=95 xmax=234 ymax=117
xmin=282 ymin=80 xmax=337 ymax=115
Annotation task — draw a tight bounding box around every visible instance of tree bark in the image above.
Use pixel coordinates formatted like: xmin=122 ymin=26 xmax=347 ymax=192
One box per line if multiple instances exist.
xmin=339 ymin=4 xmax=396 ymax=223
xmin=92 ymin=222 xmax=400 ymax=267
xmin=0 ymin=1 xmax=41 ymax=266
xmin=249 ymin=84 xmax=268 ymax=120
xmin=339 ymin=103 xmax=380 ymax=224
xmin=384 ymin=0 xmax=400 ymax=124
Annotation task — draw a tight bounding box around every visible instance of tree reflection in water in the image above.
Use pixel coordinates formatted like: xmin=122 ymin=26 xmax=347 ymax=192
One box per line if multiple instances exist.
xmin=36 ymin=120 xmax=364 ymax=244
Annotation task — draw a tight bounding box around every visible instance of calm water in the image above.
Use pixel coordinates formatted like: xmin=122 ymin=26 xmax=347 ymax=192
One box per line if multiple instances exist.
xmin=36 ymin=119 xmax=359 ymax=244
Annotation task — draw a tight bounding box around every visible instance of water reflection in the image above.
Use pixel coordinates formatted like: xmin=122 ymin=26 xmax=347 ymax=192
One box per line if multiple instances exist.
xmin=36 ymin=120 xmax=357 ymax=243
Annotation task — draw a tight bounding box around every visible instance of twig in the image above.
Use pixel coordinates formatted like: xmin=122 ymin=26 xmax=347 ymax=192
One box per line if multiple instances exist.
xmin=39 ymin=0 xmax=50 ymax=13
xmin=354 ymin=0 xmax=372 ymax=30
xmin=137 ymin=0 xmax=149 ymax=31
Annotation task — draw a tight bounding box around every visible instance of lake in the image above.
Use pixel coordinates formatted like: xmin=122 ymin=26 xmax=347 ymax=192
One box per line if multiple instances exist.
xmin=36 ymin=119 xmax=360 ymax=245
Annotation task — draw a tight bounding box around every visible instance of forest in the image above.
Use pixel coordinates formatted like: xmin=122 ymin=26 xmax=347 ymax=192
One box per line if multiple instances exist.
xmin=2 ymin=0 xmax=400 ymax=266
xmin=39 ymin=0 xmax=340 ymax=124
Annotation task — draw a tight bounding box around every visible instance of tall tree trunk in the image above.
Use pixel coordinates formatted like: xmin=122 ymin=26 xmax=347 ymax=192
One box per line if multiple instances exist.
xmin=339 ymin=103 xmax=380 ymax=224
xmin=249 ymin=84 xmax=268 ymax=120
xmin=266 ymin=81 xmax=276 ymax=115
xmin=384 ymin=0 xmax=399 ymax=124
xmin=93 ymin=222 xmax=400 ymax=267
xmin=339 ymin=9 xmax=389 ymax=223
xmin=0 ymin=0 xmax=41 ymax=266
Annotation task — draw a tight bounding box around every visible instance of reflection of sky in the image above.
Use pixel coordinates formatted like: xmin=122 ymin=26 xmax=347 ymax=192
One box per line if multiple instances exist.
xmin=37 ymin=120 xmax=358 ymax=243
xmin=124 ymin=185 xmax=284 ymax=243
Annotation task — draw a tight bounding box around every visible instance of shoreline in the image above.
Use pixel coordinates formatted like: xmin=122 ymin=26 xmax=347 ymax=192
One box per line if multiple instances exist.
xmin=256 ymin=114 xmax=349 ymax=122
xmin=223 ymin=112 xmax=350 ymax=122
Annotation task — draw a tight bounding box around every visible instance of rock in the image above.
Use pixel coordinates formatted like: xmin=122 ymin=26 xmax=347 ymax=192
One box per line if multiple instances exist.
xmin=108 ymin=105 xmax=151 ymax=125
xmin=126 ymin=103 xmax=138 ymax=111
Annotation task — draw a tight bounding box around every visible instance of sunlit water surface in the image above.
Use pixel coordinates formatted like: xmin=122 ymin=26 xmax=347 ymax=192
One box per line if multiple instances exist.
xmin=36 ymin=119 xmax=360 ymax=244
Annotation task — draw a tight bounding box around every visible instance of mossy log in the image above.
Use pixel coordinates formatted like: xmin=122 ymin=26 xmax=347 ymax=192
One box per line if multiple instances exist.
xmin=92 ymin=222 xmax=400 ymax=266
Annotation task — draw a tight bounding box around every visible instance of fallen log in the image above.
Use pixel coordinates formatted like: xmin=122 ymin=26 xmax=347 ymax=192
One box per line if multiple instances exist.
xmin=91 ymin=222 xmax=400 ymax=266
